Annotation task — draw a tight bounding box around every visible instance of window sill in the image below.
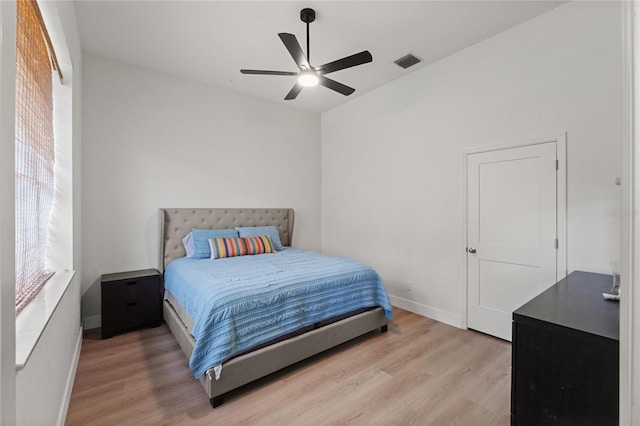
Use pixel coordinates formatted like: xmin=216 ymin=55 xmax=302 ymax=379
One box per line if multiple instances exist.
xmin=15 ymin=270 xmax=75 ymax=370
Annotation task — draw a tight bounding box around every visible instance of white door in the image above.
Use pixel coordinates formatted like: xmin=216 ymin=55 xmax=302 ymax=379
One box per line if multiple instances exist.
xmin=467 ymin=142 xmax=558 ymax=341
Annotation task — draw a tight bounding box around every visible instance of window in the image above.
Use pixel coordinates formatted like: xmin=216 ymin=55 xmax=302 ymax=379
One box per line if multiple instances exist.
xmin=14 ymin=0 xmax=62 ymax=315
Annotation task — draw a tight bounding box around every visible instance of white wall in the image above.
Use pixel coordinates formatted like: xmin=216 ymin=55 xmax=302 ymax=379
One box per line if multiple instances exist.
xmin=321 ymin=1 xmax=622 ymax=327
xmin=81 ymin=53 xmax=321 ymax=324
xmin=15 ymin=279 xmax=81 ymax=426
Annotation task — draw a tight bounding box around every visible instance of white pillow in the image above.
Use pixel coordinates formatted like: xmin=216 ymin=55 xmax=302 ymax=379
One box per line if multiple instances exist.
xmin=182 ymin=232 xmax=195 ymax=257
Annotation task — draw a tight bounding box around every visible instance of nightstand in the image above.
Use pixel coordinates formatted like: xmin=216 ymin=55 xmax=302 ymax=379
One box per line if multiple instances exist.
xmin=101 ymin=268 xmax=162 ymax=339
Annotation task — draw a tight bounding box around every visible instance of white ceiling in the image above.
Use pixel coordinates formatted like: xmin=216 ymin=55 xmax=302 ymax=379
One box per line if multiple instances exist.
xmin=75 ymin=1 xmax=566 ymax=113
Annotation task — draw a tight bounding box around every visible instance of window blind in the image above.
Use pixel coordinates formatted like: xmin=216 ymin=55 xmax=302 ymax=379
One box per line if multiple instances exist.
xmin=15 ymin=0 xmax=59 ymax=314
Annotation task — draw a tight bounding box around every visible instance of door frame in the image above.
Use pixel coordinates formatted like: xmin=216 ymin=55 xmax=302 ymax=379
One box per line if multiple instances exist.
xmin=461 ymin=133 xmax=567 ymax=330
xmin=620 ymin=1 xmax=637 ymax=422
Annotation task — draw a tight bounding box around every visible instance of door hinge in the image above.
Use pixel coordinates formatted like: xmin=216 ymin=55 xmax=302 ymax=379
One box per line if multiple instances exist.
xmin=554 ymin=238 xmax=559 ymax=249
xmin=555 ymin=159 xmax=559 ymax=170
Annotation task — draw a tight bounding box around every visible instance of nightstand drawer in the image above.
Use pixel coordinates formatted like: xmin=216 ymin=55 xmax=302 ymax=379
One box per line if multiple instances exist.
xmin=102 ymin=300 xmax=160 ymax=330
xmin=102 ymin=276 xmax=159 ymax=306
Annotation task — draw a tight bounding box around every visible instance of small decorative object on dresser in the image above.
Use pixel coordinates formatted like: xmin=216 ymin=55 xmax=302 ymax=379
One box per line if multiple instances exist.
xmin=101 ymin=269 xmax=162 ymax=339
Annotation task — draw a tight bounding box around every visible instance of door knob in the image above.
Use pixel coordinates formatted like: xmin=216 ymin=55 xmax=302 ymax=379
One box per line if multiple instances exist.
xmin=467 ymin=247 xmax=476 ymax=254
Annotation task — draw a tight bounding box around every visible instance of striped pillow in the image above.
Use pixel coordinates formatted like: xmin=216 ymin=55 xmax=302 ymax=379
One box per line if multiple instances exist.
xmin=208 ymin=236 xmax=276 ymax=259
xmin=209 ymin=237 xmax=247 ymax=259
xmin=243 ymin=235 xmax=276 ymax=255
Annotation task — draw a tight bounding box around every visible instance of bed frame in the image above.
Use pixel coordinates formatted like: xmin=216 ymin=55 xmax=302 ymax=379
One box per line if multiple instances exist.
xmin=158 ymin=208 xmax=388 ymax=408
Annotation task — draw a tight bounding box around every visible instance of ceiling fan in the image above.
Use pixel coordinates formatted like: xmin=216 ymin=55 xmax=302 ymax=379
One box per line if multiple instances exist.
xmin=240 ymin=8 xmax=373 ymax=100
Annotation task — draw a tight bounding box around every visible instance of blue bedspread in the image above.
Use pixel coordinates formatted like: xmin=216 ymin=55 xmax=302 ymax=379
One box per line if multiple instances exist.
xmin=164 ymin=248 xmax=393 ymax=379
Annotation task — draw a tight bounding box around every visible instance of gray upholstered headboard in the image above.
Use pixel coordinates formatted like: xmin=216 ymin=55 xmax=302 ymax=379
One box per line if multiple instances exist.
xmin=158 ymin=208 xmax=295 ymax=272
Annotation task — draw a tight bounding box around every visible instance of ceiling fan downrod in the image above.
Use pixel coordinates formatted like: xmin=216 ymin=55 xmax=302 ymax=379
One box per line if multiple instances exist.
xmin=300 ymin=8 xmax=315 ymax=67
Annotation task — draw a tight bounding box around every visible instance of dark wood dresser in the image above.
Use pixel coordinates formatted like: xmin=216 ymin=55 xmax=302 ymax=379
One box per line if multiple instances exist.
xmin=101 ymin=268 xmax=162 ymax=339
xmin=511 ymin=271 xmax=619 ymax=426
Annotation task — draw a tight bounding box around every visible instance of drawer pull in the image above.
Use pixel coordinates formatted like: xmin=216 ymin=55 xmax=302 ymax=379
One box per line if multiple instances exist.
xmin=127 ymin=302 xmax=137 ymax=307
xmin=126 ymin=281 xmax=137 ymax=286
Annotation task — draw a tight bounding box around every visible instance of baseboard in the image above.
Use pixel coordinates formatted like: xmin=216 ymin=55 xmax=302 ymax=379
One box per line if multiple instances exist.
xmin=389 ymin=294 xmax=464 ymax=329
xmin=56 ymin=325 xmax=82 ymax=426
xmin=83 ymin=315 xmax=101 ymax=330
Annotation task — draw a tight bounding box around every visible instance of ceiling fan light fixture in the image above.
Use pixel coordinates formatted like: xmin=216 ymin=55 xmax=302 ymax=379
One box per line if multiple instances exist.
xmin=298 ymin=71 xmax=319 ymax=87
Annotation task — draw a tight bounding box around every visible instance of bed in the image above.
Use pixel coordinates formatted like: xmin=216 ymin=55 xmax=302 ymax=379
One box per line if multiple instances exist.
xmin=158 ymin=208 xmax=391 ymax=408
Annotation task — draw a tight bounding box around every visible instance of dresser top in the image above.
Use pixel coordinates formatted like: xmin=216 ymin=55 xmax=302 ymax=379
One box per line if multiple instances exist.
xmin=513 ymin=270 xmax=619 ymax=341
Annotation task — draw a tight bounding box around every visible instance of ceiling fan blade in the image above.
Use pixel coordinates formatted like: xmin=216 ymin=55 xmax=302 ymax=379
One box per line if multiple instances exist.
xmin=240 ymin=69 xmax=298 ymax=76
xmin=316 ymin=51 xmax=373 ymax=75
xmin=318 ymin=76 xmax=355 ymax=96
xmin=284 ymin=83 xmax=303 ymax=100
xmin=278 ymin=33 xmax=311 ymax=70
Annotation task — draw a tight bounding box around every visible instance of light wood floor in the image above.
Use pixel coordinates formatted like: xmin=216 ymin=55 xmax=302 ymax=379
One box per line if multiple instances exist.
xmin=65 ymin=308 xmax=511 ymax=425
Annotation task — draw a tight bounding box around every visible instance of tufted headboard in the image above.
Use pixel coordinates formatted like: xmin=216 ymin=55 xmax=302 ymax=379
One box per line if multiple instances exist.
xmin=158 ymin=208 xmax=294 ymax=272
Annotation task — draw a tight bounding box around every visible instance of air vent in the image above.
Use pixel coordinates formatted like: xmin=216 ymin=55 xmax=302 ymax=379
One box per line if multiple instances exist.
xmin=394 ymin=53 xmax=422 ymax=69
